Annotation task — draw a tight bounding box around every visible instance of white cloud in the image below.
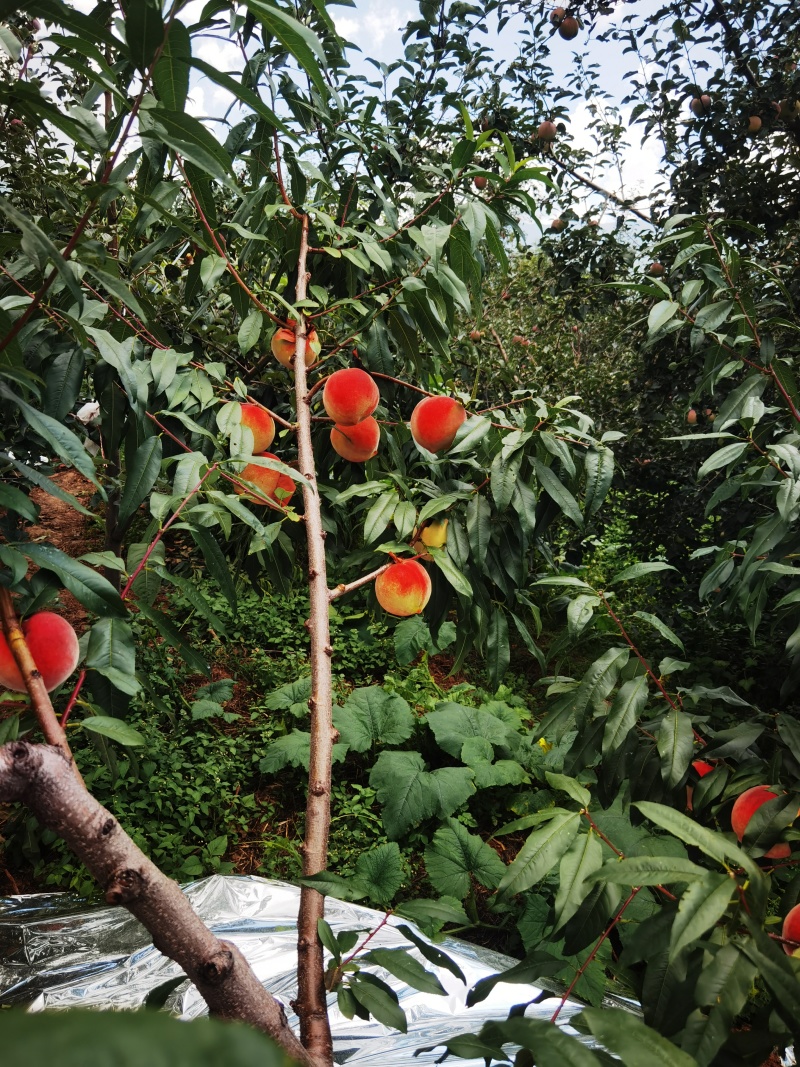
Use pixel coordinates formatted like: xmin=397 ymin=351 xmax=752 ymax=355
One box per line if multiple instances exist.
xmin=335 ymin=2 xmax=414 ymax=63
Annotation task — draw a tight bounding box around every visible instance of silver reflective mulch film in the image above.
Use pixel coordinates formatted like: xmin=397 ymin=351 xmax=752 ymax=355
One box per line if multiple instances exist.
xmin=0 ymin=874 xmax=610 ymax=1064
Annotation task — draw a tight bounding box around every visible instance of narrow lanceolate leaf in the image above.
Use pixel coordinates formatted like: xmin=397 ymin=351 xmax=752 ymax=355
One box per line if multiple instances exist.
xmin=578 ymin=1007 xmax=697 ymax=1067
xmin=247 ymin=0 xmax=332 ymax=104
xmin=0 ymin=483 xmax=37 ymax=523
xmin=738 ymin=916 xmax=800 ymax=1028
xmin=396 ymin=925 xmax=465 ymax=984
xmin=608 ymin=561 xmax=677 ymax=584
xmin=553 ymin=831 xmax=602 ymax=931
xmin=82 ymin=716 xmax=146 ymax=747
xmin=189 ymin=59 xmax=291 ymax=135
xmin=364 ymin=491 xmax=397 ymax=543
xmin=647 ymin=299 xmax=680 ymax=335
xmin=24 ymin=543 xmax=127 ymax=618
xmin=532 ymin=459 xmax=583 ymax=528
xmin=602 ymin=674 xmax=648 ymax=754
xmin=362 ymin=948 xmax=446 ymax=996
xmin=152 ymin=18 xmax=191 ymax=111
xmin=590 ymin=856 xmax=706 ymax=886
xmin=466 ymin=493 xmax=491 ymax=565
xmin=5 ymin=388 xmax=102 ymax=490
xmin=85 ymin=617 xmax=139 ymax=696
xmin=498 ymin=811 xmax=581 ymax=897
xmin=119 ymin=436 xmax=162 ymax=524
xmin=682 ymin=942 xmax=758 ymax=1066
xmin=669 ymin=872 xmax=735 ymax=960
xmin=126 ymin=0 xmax=164 ymax=71
xmin=634 ymin=802 xmax=759 ymax=878
xmin=490 ymin=447 xmax=522 ymax=510
xmin=348 ymin=974 xmax=407 ymax=1033
xmin=485 ymin=608 xmax=510 ymax=689
xmin=0 ymin=198 xmax=83 ymax=307
xmin=487 ymin=1017 xmax=605 ymax=1067
xmin=657 ymin=708 xmax=694 ymax=788
xmin=189 ymin=525 xmax=237 ymax=611
xmin=430 ymin=547 xmax=472 ymax=597
xmin=633 ymin=611 xmax=685 ymax=652
xmin=583 ymin=445 xmax=614 ymax=517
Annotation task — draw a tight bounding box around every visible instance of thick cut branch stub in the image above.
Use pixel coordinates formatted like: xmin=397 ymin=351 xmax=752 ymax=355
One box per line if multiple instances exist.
xmin=0 ymin=741 xmax=318 ymax=1067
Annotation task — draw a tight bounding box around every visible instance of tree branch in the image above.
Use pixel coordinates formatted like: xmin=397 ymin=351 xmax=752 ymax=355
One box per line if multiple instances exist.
xmin=293 ymin=213 xmax=335 ymax=1065
xmin=552 ymin=157 xmax=656 ymax=226
xmin=0 ymin=741 xmax=317 ymax=1066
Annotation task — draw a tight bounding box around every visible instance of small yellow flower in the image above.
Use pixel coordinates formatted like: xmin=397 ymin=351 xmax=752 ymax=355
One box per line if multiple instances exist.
xmin=537 ymin=737 xmax=552 ymax=753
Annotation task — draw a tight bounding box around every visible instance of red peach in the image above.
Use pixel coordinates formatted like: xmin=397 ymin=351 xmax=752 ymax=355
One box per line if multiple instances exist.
xmin=647 ymin=262 xmax=665 ymax=276
xmin=323 ymin=368 xmax=380 ymax=426
xmin=239 ymin=403 xmax=275 ymax=452
xmin=410 ymin=396 xmax=467 ymax=454
xmin=782 ymin=903 xmax=800 ymax=956
xmin=473 ymin=176 xmax=488 ymax=190
xmin=235 ymin=452 xmax=282 ymax=505
xmin=731 ymin=785 xmax=793 ymax=860
xmin=538 ymin=120 xmax=558 ymax=141
xmin=271 ymin=326 xmax=321 ymax=369
xmin=331 ymin=417 xmax=380 ymax=462
xmin=687 ymin=408 xmax=697 ymax=424
xmin=469 ymin=329 xmax=483 ymax=341
xmin=690 ymin=95 xmax=712 ymax=117
xmin=375 ymin=560 xmax=432 ymax=617
xmin=0 ymin=613 xmax=79 ymax=693
xmin=550 ymin=217 xmax=566 ymax=232
xmin=549 ymin=7 xmax=566 ymax=25
xmin=747 ymin=115 xmax=762 ymax=134
xmin=558 ymin=16 xmax=579 ymax=39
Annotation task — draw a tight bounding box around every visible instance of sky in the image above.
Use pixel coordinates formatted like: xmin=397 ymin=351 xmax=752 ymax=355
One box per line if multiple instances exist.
xmin=63 ymin=0 xmax=663 ymax=228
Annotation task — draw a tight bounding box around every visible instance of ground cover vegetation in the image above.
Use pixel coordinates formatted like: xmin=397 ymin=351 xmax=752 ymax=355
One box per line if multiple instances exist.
xmin=0 ymin=0 xmax=799 ymax=1064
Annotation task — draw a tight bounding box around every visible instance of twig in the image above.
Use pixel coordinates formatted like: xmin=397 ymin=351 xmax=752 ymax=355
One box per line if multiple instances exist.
xmin=0 ymin=588 xmax=82 ymax=780
xmin=329 ymin=562 xmax=392 ymax=601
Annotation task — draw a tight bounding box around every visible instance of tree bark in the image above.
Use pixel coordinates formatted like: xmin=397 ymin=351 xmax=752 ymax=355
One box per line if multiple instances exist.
xmin=293 ymin=213 xmax=336 ymax=1064
xmin=0 ymin=741 xmax=318 ymax=1066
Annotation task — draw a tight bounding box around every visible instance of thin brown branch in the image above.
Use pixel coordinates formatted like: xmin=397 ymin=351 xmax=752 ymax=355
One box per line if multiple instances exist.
xmin=177 ymin=158 xmax=285 ymax=328
xmin=552 ymin=157 xmax=656 ymax=226
xmin=294 ymin=213 xmax=335 ymax=1064
xmin=329 ymin=562 xmax=392 ymax=601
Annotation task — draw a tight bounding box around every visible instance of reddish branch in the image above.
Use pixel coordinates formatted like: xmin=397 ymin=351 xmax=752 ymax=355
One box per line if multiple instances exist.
xmin=0 ymin=22 xmax=171 ymax=356
xmin=0 ymin=742 xmax=317 ymax=1066
xmin=177 ymin=159 xmax=285 ymax=329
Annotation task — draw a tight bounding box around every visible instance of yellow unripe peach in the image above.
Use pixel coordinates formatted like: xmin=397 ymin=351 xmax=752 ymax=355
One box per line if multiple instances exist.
xmin=420 ymin=518 xmax=449 ymax=549
xmin=375 ymin=560 xmax=432 ymax=617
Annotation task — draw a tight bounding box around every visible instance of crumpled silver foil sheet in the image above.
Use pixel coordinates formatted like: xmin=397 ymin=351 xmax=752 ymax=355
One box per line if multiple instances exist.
xmin=0 ymin=874 xmax=605 ymax=1064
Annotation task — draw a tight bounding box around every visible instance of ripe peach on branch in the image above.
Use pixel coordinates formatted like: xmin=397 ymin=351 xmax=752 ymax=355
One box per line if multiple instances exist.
xmin=375 ymin=559 xmax=432 ymax=616
xmin=235 ymin=453 xmax=294 ymax=506
xmin=730 ymin=784 xmax=794 ymax=860
xmin=271 ymin=326 xmax=321 ymax=368
xmin=0 ymin=612 xmax=79 ymax=693
xmin=410 ymin=396 xmax=467 ymax=454
xmin=238 ymin=403 xmax=275 ymax=452
xmin=323 ymin=368 xmax=380 ymax=425
xmin=330 ymin=417 xmax=380 ymax=462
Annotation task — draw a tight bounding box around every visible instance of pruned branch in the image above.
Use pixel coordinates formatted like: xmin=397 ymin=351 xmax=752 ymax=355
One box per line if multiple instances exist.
xmin=0 ymin=741 xmax=317 ymax=1066
xmin=329 ymin=562 xmax=392 ymax=601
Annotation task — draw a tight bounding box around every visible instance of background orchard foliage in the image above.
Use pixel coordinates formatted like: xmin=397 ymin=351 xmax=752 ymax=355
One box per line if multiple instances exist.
xmin=1 ymin=0 xmax=800 ymax=1065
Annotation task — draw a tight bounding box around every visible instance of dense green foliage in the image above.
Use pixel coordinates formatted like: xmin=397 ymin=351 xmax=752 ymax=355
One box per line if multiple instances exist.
xmin=1 ymin=1 xmax=800 ymax=1065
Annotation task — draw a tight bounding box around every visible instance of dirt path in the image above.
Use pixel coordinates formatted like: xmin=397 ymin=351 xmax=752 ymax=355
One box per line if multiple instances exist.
xmin=23 ymin=468 xmax=102 ymax=633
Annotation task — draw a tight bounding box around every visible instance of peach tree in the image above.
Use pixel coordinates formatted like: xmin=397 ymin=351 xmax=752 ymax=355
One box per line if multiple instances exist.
xmin=1 ymin=3 xmax=799 ymax=1066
